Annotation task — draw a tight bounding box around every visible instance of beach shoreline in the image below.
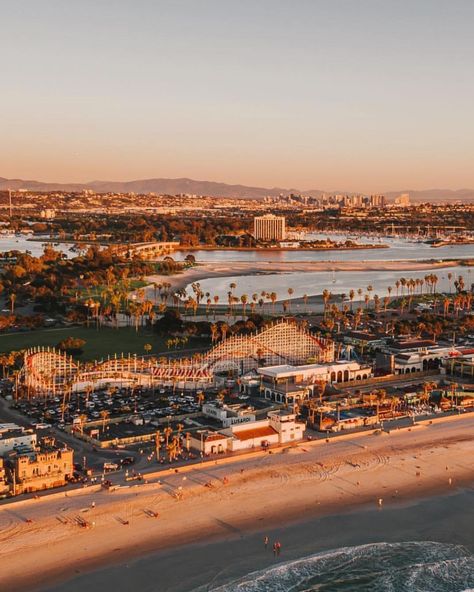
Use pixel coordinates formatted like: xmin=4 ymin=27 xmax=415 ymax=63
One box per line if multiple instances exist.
xmin=145 ymin=258 xmax=470 ymax=297
xmin=1 ymin=414 xmax=473 ymax=592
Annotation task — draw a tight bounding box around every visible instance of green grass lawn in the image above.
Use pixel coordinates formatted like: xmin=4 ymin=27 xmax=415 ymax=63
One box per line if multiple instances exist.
xmin=0 ymin=326 xmax=210 ymax=361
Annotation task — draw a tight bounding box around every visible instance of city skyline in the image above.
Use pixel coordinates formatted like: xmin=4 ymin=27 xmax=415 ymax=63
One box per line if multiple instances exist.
xmin=2 ymin=0 xmax=474 ymax=192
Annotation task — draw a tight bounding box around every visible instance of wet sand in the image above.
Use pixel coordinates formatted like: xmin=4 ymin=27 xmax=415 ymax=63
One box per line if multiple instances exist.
xmin=0 ymin=413 xmax=473 ymax=592
xmin=50 ymin=488 xmax=474 ymax=592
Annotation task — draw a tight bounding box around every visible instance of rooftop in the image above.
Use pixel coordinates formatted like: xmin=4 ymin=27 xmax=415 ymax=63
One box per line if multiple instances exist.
xmin=258 ymin=361 xmax=362 ymax=378
xmin=0 ymin=429 xmax=32 ymax=441
xmin=203 ymin=432 xmax=228 ymax=442
xmin=232 ymin=425 xmax=278 ymax=441
xmin=390 ymin=339 xmax=437 ymax=350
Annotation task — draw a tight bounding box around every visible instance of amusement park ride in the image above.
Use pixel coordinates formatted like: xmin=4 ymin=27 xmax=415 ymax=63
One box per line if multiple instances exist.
xmin=16 ymin=321 xmax=334 ymax=400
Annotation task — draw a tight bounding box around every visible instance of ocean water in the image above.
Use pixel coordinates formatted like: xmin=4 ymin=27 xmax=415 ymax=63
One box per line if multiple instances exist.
xmin=204 ymin=542 xmax=474 ymax=592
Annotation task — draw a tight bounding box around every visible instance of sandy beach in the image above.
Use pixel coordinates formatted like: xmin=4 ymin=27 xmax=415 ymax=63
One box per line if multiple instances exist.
xmin=1 ymin=413 xmax=473 ymax=592
xmin=146 ymin=258 xmax=467 ymax=296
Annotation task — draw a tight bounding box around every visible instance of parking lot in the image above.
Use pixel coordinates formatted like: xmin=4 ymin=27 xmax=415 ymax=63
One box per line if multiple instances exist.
xmin=12 ymin=386 xmax=212 ymax=431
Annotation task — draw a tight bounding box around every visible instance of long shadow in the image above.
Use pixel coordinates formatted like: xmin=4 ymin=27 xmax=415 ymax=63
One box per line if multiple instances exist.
xmin=4 ymin=508 xmax=29 ymax=523
xmin=214 ymin=518 xmax=242 ymax=535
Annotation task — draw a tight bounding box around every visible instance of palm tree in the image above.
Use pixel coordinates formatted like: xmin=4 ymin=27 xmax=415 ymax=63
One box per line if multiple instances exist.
xmin=240 ymin=294 xmax=248 ymax=319
xmin=322 ymin=289 xmax=331 ymax=319
xmin=78 ymin=414 xmax=88 ymax=435
xmin=155 ymin=430 xmax=161 ymax=460
xmin=364 ymin=294 xmax=370 ymax=311
xmin=287 ymin=288 xmax=294 ymax=312
xmin=176 ymin=423 xmax=184 ymax=452
xmin=349 ymin=289 xmax=355 ymax=312
xmin=303 ymin=293 xmax=308 ymax=313
xmin=373 ymin=294 xmax=380 ymax=314
xmin=164 ymin=426 xmax=173 ymax=448
xmin=100 ymin=409 xmax=110 ymax=432
xmin=400 ymin=277 xmax=407 ymax=296
xmin=9 ymin=292 xmax=16 ymax=315
xmin=270 ymin=292 xmax=277 ymax=314
xmin=213 ymin=295 xmax=219 ymax=319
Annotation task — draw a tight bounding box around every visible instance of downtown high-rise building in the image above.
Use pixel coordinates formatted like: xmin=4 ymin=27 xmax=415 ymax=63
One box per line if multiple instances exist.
xmin=394 ymin=193 xmax=410 ymax=207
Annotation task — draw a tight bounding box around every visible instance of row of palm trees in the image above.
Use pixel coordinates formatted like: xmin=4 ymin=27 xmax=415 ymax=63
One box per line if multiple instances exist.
xmin=171 ymin=271 xmax=471 ymax=323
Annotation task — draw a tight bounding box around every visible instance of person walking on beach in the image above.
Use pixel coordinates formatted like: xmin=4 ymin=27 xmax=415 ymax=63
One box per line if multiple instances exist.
xmin=273 ymin=542 xmax=277 ymax=556
xmin=276 ymin=541 xmax=281 ymax=556
xmin=264 ymin=536 xmax=269 ymax=550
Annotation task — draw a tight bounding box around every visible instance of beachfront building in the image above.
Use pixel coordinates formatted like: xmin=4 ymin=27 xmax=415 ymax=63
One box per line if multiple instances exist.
xmin=0 ymin=459 xmax=10 ymax=497
xmin=4 ymin=437 xmax=73 ymax=495
xmin=202 ymin=402 xmax=256 ymax=428
xmin=249 ymin=361 xmax=373 ymax=404
xmin=0 ymin=424 xmax=37 ymax=456
xmin=253 ymin=214 xmax=286 ymax=241
xmin=190 ymin=410 xmax=305 ymax=454
xmin=222 ymin=410 xmax=305 ymax=451
xmin=189 ymin=430 xmax=229 ymax=455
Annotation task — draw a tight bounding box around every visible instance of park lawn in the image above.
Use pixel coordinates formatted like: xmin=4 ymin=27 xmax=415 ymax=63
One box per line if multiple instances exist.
xmin=0 ymin=326 xmax=210 ymax=361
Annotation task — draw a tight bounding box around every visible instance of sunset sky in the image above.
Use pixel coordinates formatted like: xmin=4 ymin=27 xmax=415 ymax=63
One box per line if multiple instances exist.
xmin=2 ymin=0 xmax=474 ymax=192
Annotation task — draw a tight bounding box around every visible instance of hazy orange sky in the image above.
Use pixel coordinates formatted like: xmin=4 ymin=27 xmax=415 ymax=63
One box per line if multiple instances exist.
xmin=1 ymin=1 xmax=474 ymax=192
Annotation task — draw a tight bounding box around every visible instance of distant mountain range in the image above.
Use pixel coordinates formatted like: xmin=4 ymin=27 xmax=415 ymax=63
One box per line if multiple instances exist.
xmin=1 ymin=176 xmax=474 ymax=203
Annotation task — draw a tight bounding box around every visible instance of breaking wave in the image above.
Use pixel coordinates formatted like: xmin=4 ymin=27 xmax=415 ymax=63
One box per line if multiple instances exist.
xmin=203 ymin=541 xmax=474 ymax=592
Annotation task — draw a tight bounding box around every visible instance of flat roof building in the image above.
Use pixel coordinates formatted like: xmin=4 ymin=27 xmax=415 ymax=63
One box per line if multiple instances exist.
xmin=254 ymin=214 xmax=286 ymax=242
xmin=190 ymin=410 xmax=305 ymax=454
xmin=253 ymin=361 xmax=373 ymax=404
xmin=202 ymin=402 xmax=256 ymax=427
xmin=0 ymin=424 xmax=37 ymax=456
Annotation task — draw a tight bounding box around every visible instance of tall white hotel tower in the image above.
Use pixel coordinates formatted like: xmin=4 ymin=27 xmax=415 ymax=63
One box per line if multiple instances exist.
xmin=253 ymin=214 xmax=286 ymax=241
